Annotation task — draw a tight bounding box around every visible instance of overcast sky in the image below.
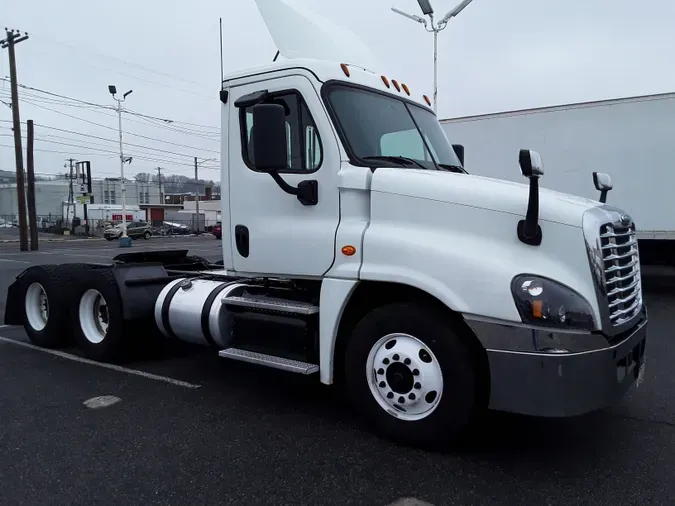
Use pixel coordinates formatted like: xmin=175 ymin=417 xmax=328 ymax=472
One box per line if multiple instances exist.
xmin=1 ymin=0 xmax=673 ymax=181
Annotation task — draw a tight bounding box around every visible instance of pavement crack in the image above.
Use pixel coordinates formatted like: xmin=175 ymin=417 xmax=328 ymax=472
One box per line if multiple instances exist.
xmin=613 ymin=413 xmax=675 ymax=429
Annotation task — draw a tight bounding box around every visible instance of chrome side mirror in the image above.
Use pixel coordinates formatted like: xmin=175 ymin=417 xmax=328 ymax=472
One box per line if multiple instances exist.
xmin=519 ymin=149 xmax=544 ymax=178
xmin=517 ymin=149 xmax=544 ymax=246
xmin=592 ymin=172 xmax=613 ymax=203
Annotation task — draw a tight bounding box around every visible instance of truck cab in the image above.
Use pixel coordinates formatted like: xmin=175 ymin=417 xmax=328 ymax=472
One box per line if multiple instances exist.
xmin=4 ymin=0 xmax=647 ymax=449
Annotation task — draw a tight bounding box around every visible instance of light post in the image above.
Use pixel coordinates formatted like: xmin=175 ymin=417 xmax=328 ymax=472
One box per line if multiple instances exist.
xmin=391 ymin=0 xmax=475 ymax=114
xmin=194 ymin=157 xmax=216 ymax=235
xmin=108 ymin=84 xmax=133 ymax=248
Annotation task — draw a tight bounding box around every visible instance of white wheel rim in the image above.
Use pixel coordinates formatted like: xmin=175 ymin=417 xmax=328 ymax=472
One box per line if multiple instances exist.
xmin=25 ymin=282 xmax=49 ymax=331
xmin=79 ymin=289 xmax=109 ymax=344
xmin=366 ymin=333 xmax=444 ymax=421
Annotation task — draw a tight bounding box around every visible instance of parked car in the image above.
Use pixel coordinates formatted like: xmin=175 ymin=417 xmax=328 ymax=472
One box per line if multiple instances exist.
xmin=212 ymin=222 xmax=222 ymax=239
xmin=104 ymin=221 xmax=152 ymax=240
xmin=159 ymin=221 xmax=191 ymax=235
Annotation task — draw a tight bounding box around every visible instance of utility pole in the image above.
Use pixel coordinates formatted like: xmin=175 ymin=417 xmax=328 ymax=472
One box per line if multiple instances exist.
xmin=26 ymin=119 xmax=38 ymax=250
xmin=76 ymin=161 xmax=92 ymax=235
xmin=1 ymin=28 xmax=29 ymax=251
xmin=194 ymin=157 xmax=200 ymax=235
xmin=66 ymin=158 xmax=76 ymax=231
xmin=156 ymin=166 xmax=163 ymax=203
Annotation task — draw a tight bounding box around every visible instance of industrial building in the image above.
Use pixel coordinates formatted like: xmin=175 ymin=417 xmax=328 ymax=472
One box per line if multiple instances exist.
xmin=0 ymin=178 xmax=161 ymax=221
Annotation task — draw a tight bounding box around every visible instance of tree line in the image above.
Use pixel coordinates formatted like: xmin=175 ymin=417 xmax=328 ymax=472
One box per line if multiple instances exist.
xmin=44 ymin=171 xmax=220 ymax=196
xmin=132 ymin=172 xmax=220 ymax=196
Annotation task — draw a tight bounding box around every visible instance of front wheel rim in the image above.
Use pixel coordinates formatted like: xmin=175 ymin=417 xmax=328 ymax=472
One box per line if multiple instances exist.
xmin=79 ymin=289 xmax=110 ymax=344
xmin=366 ymin=333 xmax=444 ymax=421
xmin=25 ymin=282 xmax=49 ymax=331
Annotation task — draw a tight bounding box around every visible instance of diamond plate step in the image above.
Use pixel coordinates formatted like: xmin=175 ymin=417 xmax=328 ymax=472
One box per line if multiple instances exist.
xmin=218 ymin=348 xmax=319 ymax=374
xmin=221 ymin=295 xmax=319 ymax=315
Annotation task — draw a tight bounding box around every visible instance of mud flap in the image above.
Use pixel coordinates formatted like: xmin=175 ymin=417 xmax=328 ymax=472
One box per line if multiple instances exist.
xmin=4 ymin=278 xmax=25 ymax=326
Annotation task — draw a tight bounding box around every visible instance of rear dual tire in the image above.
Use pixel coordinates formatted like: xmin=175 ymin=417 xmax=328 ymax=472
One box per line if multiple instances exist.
xmin=20 ymin=264 xmax=96 ymax=348
xmin=73 ymin=269 xmax=127 ymax=362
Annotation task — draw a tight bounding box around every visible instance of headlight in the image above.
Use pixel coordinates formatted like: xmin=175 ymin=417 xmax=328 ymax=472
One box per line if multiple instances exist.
xmin=511 ymin=275 xmax=596 ymax=330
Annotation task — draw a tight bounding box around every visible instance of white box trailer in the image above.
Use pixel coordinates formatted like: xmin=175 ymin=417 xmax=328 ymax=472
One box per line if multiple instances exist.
xmin=441 ymin=92 xmax=675 ymax=265
xmin=62 ymin=203 xmax=145 ymax=223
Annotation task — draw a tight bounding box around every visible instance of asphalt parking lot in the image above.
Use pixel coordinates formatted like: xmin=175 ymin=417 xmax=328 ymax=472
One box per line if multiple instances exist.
xmin=1 ymin=237 xmax=675 ymax=505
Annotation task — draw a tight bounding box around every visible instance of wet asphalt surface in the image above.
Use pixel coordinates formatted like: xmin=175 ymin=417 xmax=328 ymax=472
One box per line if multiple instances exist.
xmin=1 ymin=236 xmax=675 ymax=505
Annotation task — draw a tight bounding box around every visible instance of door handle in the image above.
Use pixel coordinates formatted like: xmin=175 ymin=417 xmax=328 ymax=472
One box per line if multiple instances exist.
xmin=234 ymin=225 xmax=249 ymax=258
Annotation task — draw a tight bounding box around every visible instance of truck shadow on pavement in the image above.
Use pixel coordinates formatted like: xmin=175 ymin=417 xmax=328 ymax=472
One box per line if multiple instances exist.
xmin=129 ymin=334 xmax=634 ymax=463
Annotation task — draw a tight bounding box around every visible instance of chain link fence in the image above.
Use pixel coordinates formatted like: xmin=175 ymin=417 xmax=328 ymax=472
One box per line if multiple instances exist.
xmin=0 ymin=214 xmax=221 ymax=238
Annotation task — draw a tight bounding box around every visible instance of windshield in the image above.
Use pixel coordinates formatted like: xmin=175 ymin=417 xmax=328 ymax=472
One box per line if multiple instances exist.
xmin=323 ymin=84 xmax=464 ymax=171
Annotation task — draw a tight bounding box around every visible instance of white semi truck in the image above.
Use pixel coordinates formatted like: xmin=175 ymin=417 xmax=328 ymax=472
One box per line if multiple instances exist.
xmin=3 ymin=0 xmax=647 ymax=449
xmin=441 ymin=92 xmax=675 ymax=267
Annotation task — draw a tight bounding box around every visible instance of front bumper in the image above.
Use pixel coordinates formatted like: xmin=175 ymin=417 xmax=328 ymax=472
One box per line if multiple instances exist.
xmin=465 ymin=309 xmax=647 ymax=417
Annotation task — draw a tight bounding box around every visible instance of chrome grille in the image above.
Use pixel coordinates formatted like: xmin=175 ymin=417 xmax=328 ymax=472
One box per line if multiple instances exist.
xmin=599 ymin=222 xmax=642 ymax=325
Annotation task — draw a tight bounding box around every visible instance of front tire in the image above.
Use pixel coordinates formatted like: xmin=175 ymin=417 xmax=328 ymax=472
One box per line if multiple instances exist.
xmin=143 ymin=231 xmax=151 ymax=240
xmin=344 ymin=302 xmax=478 ymax=449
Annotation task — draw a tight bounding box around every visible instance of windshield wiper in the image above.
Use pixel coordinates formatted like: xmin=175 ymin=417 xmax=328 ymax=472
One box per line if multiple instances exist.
xmin=363 ymin=155 xmax=429 ymax=170
xmin=438 ymin=163 xmax=467 ymax=174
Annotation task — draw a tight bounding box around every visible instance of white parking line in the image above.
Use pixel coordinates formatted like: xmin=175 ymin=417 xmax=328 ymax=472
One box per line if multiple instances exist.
xmin=0 ymin=258 xmax=31 ymax=264
xmin=38 ymin=252 xmax=114 ymax=260
xmin=0 ymin=335 xmax=201 ymax=389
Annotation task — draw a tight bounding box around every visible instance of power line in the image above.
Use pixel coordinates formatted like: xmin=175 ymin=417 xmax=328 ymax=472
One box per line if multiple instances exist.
xmin=0 ymin=119 xmax=216 ymax=158
xmin=34 ymin=34 xmax=215 ymax=89
xmin=0 ymin=140 xmax=219 ymax=171
xmin=0 ymin=78 xmax=112 ymax=109
xmin=26 ymin=33 xmax=216 ymax=98
xmin=0 ymin=116 xmax=219 ymax=153
xmin=0 ymin=121 xmax=217 ymax=158
xmin=0 ymin=86 xmax=221 ymax=137
xmin=0 ymin=77 xmax=219 ymax=130
xmin=123 ymin=111 xmax=220 ymax=139
xmin=0 ymin=131 xmax=212 ymax=167
xmin=0 ymin=96 xmax=220 ymax=152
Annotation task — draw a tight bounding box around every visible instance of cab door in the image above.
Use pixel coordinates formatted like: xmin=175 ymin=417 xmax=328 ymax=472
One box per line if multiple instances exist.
xmin=228 ymin=74 xmax=340 ymax=277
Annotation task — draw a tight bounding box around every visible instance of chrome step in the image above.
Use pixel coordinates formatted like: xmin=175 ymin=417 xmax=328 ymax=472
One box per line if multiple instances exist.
xmin=221 ymin=295 xmax=319 ymax=315
xmin=218 ymin=348 xmax=319 ymax=375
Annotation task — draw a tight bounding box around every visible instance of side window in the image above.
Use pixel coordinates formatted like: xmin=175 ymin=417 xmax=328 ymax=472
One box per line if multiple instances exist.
xmin=241 ymin=91 xmax=323 ymax=172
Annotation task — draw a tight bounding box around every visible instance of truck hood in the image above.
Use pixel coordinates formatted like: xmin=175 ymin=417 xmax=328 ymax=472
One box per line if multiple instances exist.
xmin=370 ymin=169 xmax=600 ymax=226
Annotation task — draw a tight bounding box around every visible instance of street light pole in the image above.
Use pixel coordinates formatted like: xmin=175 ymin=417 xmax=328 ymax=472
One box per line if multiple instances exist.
xmin=433 ymin=28 xmax=438 ymax=112
xmin=108 ymin=85 xmax=133 ymax=247
xmin=391 ymin=0 xmax=475 ymax=114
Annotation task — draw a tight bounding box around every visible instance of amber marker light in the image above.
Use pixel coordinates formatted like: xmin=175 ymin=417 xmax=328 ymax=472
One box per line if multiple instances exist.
xmin=340 ymin=63 xmax=350 ymax=77
xmin=531 ymin=300 xmax=543 ymax=319
xmin=341 ymin=245 xmax=356 ymax=256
